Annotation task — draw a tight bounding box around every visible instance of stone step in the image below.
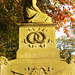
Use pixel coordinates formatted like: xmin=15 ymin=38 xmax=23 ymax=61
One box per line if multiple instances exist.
xmin=1 ymin=58 xmax=75 ymax=75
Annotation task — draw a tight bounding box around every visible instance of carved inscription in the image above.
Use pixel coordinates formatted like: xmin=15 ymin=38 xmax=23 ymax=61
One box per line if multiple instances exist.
xmin=28 ymin=44 xmax=45 ymax=48
xmin=11 ymin=66 xmax=55 ymax=75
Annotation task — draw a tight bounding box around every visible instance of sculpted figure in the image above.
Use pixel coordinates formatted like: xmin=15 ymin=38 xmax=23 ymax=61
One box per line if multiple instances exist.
xmin=23 ymin=0 xmax=52 ymax=23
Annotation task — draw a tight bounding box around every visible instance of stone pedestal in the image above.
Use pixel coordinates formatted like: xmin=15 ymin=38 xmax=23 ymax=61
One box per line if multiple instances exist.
xmin=17 ymin=23 xmax=59 ymax=59
xmin=1 ymin=57 xmax=75 ymax=75
xmin=1 ymin=23 xmax=75 ymax=75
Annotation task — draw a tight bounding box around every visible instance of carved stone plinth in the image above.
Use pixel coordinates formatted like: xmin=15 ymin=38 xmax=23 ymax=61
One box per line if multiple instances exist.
xmin=1 ymin=23 xmax=75 ymax=75
xmin=17 ymin=23 xmax=59 ymax=59
xmin=1 ymin=57 xmax=75 ymax=75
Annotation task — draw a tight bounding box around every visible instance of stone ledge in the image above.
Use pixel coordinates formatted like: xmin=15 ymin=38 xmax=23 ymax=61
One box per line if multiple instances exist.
xmin=2 ymin=58 xmax=75 ymax=75
xmin=17 ymin=47 xmax=59 ymax=59
xmin=17 ymin=22 xmax=56 ymax=26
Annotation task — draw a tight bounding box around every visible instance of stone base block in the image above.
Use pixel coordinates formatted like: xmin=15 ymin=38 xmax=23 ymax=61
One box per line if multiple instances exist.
xmin=1 ymin=57 xmax=75 ymax=75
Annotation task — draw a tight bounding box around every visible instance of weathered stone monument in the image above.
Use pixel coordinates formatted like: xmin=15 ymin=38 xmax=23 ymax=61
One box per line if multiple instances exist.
xmin=1 ymin=0 xmax=75 ymax=75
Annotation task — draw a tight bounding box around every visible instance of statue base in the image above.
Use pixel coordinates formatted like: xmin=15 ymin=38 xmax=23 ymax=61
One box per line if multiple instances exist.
xmin=1 ymin=57 xmax=75 ymax=75
xmin=16 ymin=23 xmax=59 ymax=59
xmin=1 ymin=23 xmax=75 ymax=75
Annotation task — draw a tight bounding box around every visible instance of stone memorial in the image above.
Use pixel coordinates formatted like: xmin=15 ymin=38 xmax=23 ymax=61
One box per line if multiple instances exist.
xmin=1 ymin=0 xmax=75 ymax=75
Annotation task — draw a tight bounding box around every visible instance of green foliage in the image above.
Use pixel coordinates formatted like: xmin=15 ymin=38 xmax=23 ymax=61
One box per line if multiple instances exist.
xmin=66 ymin=50 xmax=72 ymax=64
xmin=0 ymin=0 xmax=20 ymax=60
